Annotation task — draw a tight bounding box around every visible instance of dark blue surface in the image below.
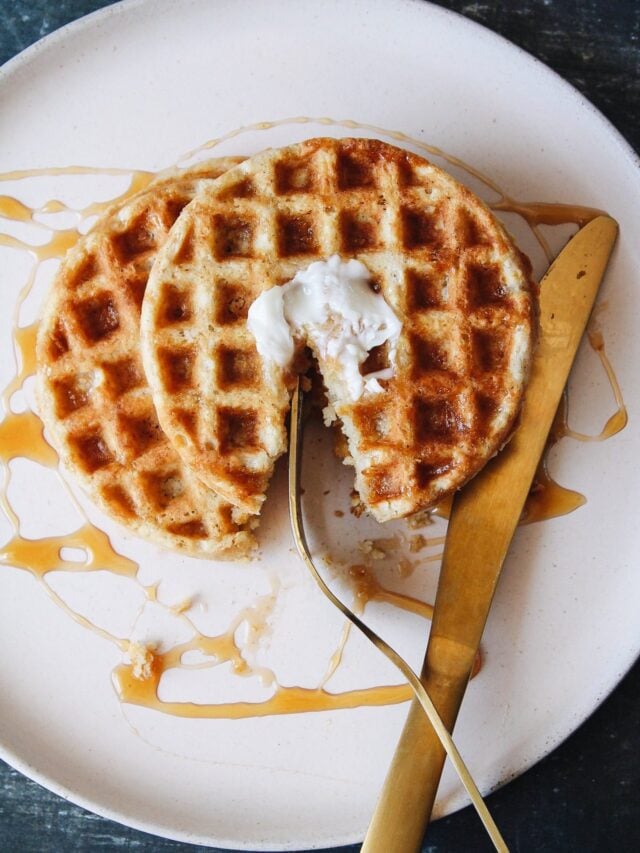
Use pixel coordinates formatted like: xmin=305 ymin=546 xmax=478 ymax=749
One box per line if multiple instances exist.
xmin=1 ymin=2 xmax=639 ymax=851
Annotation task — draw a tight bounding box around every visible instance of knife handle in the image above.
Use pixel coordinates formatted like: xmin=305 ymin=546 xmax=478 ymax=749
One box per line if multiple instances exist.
xmin=362 ymin=640 xmax=475 ymax=853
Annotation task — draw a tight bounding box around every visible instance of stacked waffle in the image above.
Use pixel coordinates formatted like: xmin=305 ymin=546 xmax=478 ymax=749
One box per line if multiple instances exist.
xmin=37 ymin=139 xmax=536 ymax=557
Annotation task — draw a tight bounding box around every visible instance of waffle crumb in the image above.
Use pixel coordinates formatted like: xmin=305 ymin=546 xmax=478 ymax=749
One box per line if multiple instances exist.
xmin=358 ymin=536 xmax=400 ymax=560
xmin=398 ymin=557 xmax=418 ymax=578
xmin=409 ymin=534 xmax=429 ymax=553
xmin=128 ymin=641 xmax=156 ymax=681
xmin=407 ymin=510 xmax=434 ymax=529
xmin=350 ymin=490 xmax=365 ymax=517
xmin=358 ymin=539 xmax=387 ymax=560
xmin=323 ymin=404 xmax=337 ymax=426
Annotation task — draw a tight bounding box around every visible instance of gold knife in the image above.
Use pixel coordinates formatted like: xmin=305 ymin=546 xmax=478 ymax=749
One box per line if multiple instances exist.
xmin=361 ymin=215 xmax=619 ymax=852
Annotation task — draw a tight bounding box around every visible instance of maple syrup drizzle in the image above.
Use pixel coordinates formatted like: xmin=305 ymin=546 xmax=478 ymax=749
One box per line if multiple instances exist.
xmin=113 ymin=562 xmax=450 ymax=716
xmin=141 ymin=590 xmax=274 ymax=684
xmin=180 ymin=115 xmax=504 ymax=197
xmin=0 ymin=168 xmax=166 ymax=669
xmin=522 ymin=393 xmax=587 ymax=525
xmin=0 ymin=229 xmax=81 ymax=261
xmin=491 ymin=198 xmax=606 ymax=229
xmin=492 ymin=199 xmax=606 ymax=263
xmin=319 ymin=620 xmax=353 ymax=688
xmin=114 ymin=572 xmax=420 ymax=716
xmin=349 ymin=564 xmax=435 ymax=621
xmin=81 ymin=171 xmax=154 ymax=218
xmin=0 ymin=166 xmax=149 ymax=182
xmin=0 ymin=196 xmax=34 ymax=222
xmin=522 ymin=323 xmax=627 ymax=523
xmin=0 ymin=125 xmax=629 ymax=722
xmin=522 ymin=458 xmax=587 ymax=524
xmin=113 ymin=663 xmax=412 ymax=719
xmin=569 ymin=327 xmax=628 ymax=441
xmin=46 ymin=581 xmax=130 ymax=649
xmin=0 ymin=524 xmax=137 ymax=579
xmin=317 ymin=555 xmax=442 ymax=689
xmin=0 ymin=523 xmax=139 ymax=650
xmin=2 ymin=322 xmax=39 ymax=409
xmin=0 ymin=410 xmax=57 ymax=468
xmin=181 ymin=115 xmax=605 ymax=261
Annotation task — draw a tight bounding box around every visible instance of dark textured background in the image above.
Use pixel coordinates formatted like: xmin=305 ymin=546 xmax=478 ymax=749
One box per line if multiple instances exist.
xmin=0 ymin=1 xmax=639 ymax=851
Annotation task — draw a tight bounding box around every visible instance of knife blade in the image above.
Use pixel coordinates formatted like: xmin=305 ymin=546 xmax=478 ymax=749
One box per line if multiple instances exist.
xmin=361 ymin=215 xmax=619 ymax=852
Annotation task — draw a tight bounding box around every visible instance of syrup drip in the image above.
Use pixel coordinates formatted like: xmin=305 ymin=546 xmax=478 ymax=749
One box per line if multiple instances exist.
xmin=349 ymin=564 xmax=434 ymax=621
xmin=0 ymin=410 xmax=57 ymax=467
xmin=491 ymin=199 xmax=606 ymax=264
xmin=0 ymin=120 xmax=628 ymax=723
xmin=319 ymin=620 xmax=353 ymax=688
xmin=181 ymin=116 xmax=506 ymax=197
xmin=114 ymin=570 xmax=422 ymax=717
xmin=0 ymin=524 xmax=138 ymax=579
xmin=181 ymin=115 xmax=604 ymax=263
xmin=0 ymin=169 xmax=154 ymax=234
xmin=523 ymin=325 xmax=627 ymax=523
xmin=113 ymin=664 xmax=412 ymax=719
xmin=491 ymin=199 xmax=605 ymax=229
xmin=0 ymin=229 xmax=81 ymax=261
xmin=2 ymin=322 xmax=39 ymax=408
xmin=523 ymin=394 xmax=588 ymax=524
xmin=46 ymin=582 xmax=130 ymax=650
xmin=130 ymin=581 xmax=280 ymax=688
xmin=569 ymin=327 xmax=628 ymax=441
xmin=82 ymin=171 xmax=154 ymax=218
xmin=0 ymin=166 xmax=150 ymax=182
xmin=0 ymin=196 xmax=33 ymax=221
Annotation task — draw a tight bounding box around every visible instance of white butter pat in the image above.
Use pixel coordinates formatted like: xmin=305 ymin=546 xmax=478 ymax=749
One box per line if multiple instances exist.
xmin=247 ymin=255 xmax=402 ymax=401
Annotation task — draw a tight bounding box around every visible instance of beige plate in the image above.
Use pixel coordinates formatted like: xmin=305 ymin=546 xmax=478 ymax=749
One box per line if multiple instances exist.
xmin=0 ymin=1 xmax=639 ymax=850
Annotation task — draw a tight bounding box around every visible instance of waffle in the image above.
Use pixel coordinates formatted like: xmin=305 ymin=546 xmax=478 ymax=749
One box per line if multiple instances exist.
xmin=36 ymin=158 xmax=258 ymax=557
xmin=141 ymin=138 xmax=536 ymax=520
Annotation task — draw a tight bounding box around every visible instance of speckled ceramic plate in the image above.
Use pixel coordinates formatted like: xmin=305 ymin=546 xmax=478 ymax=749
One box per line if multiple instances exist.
xmin=1 ymin=0 xmax=639 ymax=849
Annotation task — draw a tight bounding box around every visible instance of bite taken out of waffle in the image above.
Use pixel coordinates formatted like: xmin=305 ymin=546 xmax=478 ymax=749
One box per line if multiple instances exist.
xmin=141 ymin=138 xmax=536 ymax=523
xmin=36 ymin=159 xmax=259 ymax=558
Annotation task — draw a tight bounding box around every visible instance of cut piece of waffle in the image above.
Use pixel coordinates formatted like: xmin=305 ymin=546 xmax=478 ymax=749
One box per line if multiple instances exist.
xmin=141 ymin=138 xmax=536 ymax=521
xmin=36 ymin=158 xmax=258 ymax=557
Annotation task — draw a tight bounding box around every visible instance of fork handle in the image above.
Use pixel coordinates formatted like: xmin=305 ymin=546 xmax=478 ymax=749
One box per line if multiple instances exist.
xmin=361 ymin=652 xmax=473 ymax=853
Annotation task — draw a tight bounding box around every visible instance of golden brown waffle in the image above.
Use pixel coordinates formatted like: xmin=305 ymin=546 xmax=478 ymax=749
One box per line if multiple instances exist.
xmin=141 ymin=138 xmax=536 ymax=520
xmin=36 ymin=158 xmax=258 ymax=557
